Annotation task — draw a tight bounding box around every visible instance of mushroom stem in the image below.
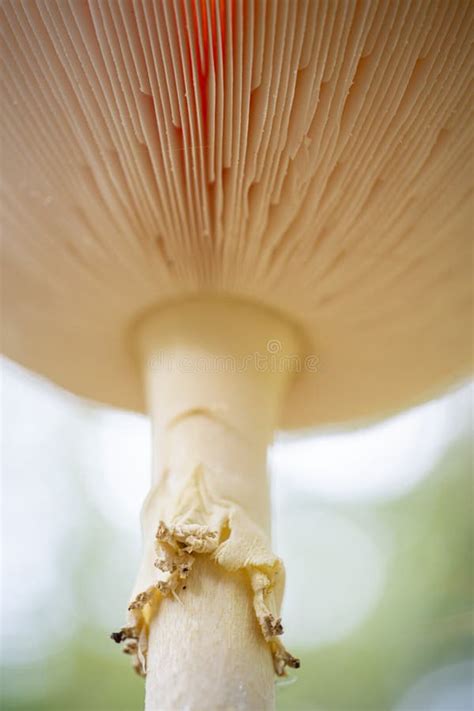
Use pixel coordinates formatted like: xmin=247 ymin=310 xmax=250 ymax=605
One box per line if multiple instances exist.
xmin=123 ymin=298 xmax=301 ymax=710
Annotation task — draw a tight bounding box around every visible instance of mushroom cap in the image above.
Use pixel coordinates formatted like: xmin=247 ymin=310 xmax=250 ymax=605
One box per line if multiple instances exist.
xmin=1 ymin=0 xmax=472 ymax=430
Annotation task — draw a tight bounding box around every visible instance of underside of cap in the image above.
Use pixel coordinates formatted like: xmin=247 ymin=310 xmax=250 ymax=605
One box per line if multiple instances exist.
xmin=1 ymin=0 xmax=472 ymax=430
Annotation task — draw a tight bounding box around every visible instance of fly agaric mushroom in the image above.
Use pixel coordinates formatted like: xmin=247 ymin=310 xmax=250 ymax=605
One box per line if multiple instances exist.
xmin=1 ymin=0 xmax=472 ymax=709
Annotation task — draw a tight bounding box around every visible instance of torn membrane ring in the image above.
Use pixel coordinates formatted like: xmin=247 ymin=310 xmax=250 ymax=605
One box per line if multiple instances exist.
xmin=112 ymin=517 xmax=300 ymax=678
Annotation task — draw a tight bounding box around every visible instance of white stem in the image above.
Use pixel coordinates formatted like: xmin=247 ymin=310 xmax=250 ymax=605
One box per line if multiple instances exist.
xmin=115 ymin=298 xmax=301 ymax=711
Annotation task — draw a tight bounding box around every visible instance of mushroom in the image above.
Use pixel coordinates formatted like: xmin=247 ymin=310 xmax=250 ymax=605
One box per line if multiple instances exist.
xmin=1 ymin=0 xmax=472 ymax=709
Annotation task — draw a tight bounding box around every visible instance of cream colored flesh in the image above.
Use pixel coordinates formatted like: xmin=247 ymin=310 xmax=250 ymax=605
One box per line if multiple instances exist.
xmin=113 ymin=299 xmax=301 ymax=709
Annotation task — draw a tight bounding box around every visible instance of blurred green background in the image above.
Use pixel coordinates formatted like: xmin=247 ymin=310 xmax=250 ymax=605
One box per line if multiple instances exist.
xmin=1 ymin=359 xmax=472 ymax=711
